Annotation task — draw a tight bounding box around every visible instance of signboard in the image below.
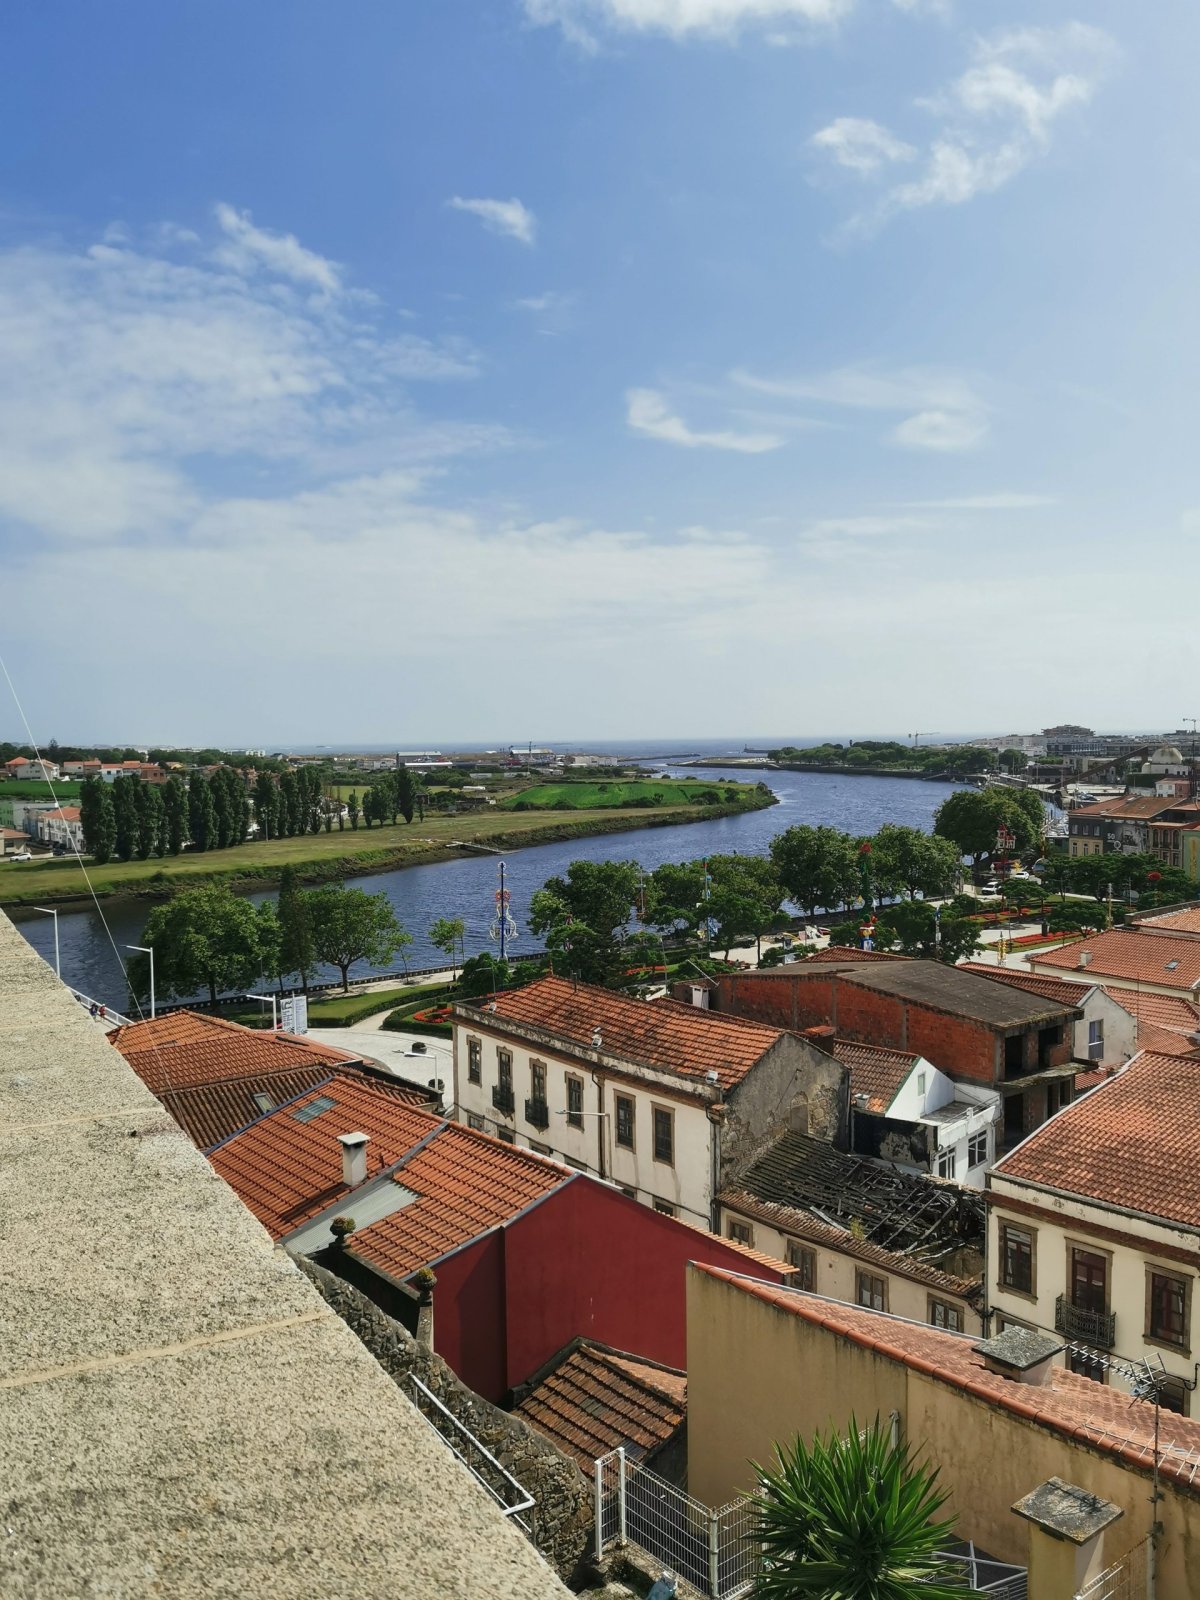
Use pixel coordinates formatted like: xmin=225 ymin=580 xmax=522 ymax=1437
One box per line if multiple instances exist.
xmin=280 ymin=994 xmax=308 ymax=1035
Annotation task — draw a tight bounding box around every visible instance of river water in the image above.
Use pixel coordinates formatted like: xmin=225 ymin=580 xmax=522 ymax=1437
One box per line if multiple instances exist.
xmin=12 ymin=761 xmax=966 ymax=1011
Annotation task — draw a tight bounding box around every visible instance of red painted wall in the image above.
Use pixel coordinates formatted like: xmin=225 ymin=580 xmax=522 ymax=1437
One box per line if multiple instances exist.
xmin=429 ymin=1231 xmax=507 ymax=1402
xmin=500 ymin=1178 xmax=790 ymax=1395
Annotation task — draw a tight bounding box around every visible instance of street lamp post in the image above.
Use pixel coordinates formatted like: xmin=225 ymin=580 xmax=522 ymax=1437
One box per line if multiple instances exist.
xmin=33 ymin=906 xmax=60 ymax=980
xmin=125 ymin=944 xmax=155 ymax=1020
xmin=243 ymin=991 xmax=279 ymax=1030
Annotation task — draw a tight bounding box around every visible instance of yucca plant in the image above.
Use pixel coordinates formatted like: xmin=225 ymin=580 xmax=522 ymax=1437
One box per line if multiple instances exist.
xmin=749 ymin=1417 xmax=974 ymax=1600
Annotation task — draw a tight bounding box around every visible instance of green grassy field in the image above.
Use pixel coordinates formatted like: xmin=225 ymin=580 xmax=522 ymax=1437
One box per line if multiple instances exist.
xmin=0 ymin=780 xmax=81 ymax=801
xmin=0 ymin=795 xmax=772 ymax=908
xmin=499 ymin=778 xmax=756 ymax=810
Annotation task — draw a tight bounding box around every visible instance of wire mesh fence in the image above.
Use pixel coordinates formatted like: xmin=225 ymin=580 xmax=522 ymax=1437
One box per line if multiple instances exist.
xmin=1074 ymin=1537 xmax=1150 ymax=1600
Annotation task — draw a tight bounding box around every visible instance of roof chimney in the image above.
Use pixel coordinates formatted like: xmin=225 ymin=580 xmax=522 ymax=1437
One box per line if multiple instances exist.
xmin=1077 ymin=950 xmax=1092 ymax=968
xmin=592 ymin=1026 xmax=602 ymax=1049
xmin=972 ymin=1327 xmax=1064 ymax=1387
xmin=337 ymin=1131 xmax=369 ymax=1189
xmin=854 ymin=1091 xmax=871 ymax=1112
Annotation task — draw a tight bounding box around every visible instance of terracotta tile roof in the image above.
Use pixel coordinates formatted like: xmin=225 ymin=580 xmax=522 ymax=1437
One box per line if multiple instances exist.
xmin=1107 ymin=991 xmax=1200 ymax=1055
xmin=515 ymin=1342 xmax=686 ymax=1471
xmin=808 ymin=946 xmax=909 ymax=964
xmin=831 ymin=1039 xmax=919 ymax=1113
xmin=957 ymin=964 xmax=1093 ymax=1010
xmin=1031 ymin=929 xmax=1200 ymax=991
xmin=347 ymin=1119 xmax=570 ymax=1280
xmin=209 ymin=1075 xmax=445 ymax=1238
xmin=162 ymin=1065 xmax=343 ymax=1149
xmin=720 ymin=1189 xmax=980 ymax=1299
xmin=1071 ymin=795 xmax=1177 ymax=820
xmin=42 ymin=806 xmax=80 ymax=822
xmin=993 ymin=1051 xmax=1200 ymax=1229
xmin=468 ymin=975 xmax=786 ymax=1091
xmin=691 ymin=1266 xmax=1200 ymax=1491
xmin=1132 ymin=906 xmax=1200 ymax=937
xmin=109 ymin=1010 xmax=361 ymax=1095
xmin=840 ymin=961 xmax=1078 ymax=1027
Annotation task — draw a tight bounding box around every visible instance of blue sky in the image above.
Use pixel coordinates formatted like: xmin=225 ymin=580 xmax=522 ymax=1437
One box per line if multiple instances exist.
xmin=2 ymin=0 xmax=1196 ymax=746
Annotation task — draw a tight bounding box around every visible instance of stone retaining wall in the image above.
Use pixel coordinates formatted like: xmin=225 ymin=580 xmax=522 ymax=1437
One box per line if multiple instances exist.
xmin=296 ymin=1256 xmax=593 ymax=1584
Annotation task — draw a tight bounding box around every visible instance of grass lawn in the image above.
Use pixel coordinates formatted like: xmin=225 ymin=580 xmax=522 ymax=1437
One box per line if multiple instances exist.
xmin=499 ymin=778 xmax=757 ymax=810
xmin=0 ymin=780 xmax=81 ymax=800
xmin=0 ymin=797 xmax=760 ymax=907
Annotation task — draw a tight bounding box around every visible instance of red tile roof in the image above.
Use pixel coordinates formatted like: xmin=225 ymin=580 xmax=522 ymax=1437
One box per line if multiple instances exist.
xmin=515 ymin=1342 xmax=686 ymax=1470
xmin=209 ymin=1075 xmax=445 ymax=1237
xmin=692 ymin=1265 xmax=1200 ymax=1489
xmin=1031 ymin=929 xmax=1200 ymax=991
xmin=348 ymin=1118 xmax=569 ymax=1279
xmin=470 ymin=975 xmax=786 ymax=1091
xmin=160 ymin=1067 xmax=347 ymax=1149
xmin=1132 ymin=906 xmax=1200 ymax=938
xmin=993 ymin=1051 xmax=1200 ymax=1229
xmin=1071 ymin=795 xmax=1177 ymax=820
xmin=1107 ymin=991 xmax=1200 ymax=1057
xmin=808 ymin=946 xmax=909 ymax=964
xmin=957 ymin=964 xmax=1093 ymax=1010
xmin=831 ymin=1038 xmax=919 ymax=1113
xmin=42 ymin=806 xmax=81 ymax=822
xmin=109 ymin=1010 xmax=361 ymax=1095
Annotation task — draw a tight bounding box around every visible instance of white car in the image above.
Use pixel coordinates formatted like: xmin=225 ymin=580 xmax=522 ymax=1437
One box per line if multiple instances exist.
xmin=7 ymin=851 xmax=32 ymax=862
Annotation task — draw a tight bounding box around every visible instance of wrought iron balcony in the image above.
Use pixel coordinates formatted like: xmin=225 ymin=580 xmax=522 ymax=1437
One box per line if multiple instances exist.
xmin=524 ymin=1096 xmax=550 ymax=1131
xmin=1055 ymin=1294 xmax=1116 ymax=1349
xmin=491 ymin=1083 xmax=515 ymax=1117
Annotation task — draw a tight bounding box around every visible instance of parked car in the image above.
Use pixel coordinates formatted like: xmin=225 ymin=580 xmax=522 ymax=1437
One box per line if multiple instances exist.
xmin=7 ymin=851 xmax=32 ymax=862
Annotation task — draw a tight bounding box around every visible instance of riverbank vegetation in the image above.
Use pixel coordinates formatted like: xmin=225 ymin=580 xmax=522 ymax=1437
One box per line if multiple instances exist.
xmin=769 ymin=740 xmax=1000 ymax=776
xmin=500 ymin=777 xmax=772 ymax=812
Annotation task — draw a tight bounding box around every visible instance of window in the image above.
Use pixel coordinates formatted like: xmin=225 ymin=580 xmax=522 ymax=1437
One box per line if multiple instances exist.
xmin=497 ymin=1127 xmax=515 ymax=1144
xmin=967 ymin=1131 xmax=989 ymax=1169
xmin=935 ymin=1148 xmax=957 ymax=1180
xmin=466 ymin=1113 xmax=484 ymax=1132
xmin=653 ymin=1105 xmax=674 ymax=1166
xmin=856 ymin=1271 xmax=887 ymax=1312
xmin=1068 ymin=1348 xmax=1106 ymax=1383
xmin=615 ymin=1093 xmax=636 ymax=1150
xmin=620 ymin=1185 xmax=637 ymax=1200
xmin=929 ymin=1299 xmax=963 ymax=1333
xmin=467 ymin=1037 xmax=482 ymax=1085
xmin=916 ymin=1072 xmax=926 ymax=1096
xmin=530 ymin=1060 xmax=546 ymax=1102
xmin=251 ymin=1091 xmax=276 ymax=1115
xmin=497 ymin=1049 xmax=513 ymax=1094
xmin=1148 ymin=1270 xmax=1190 ymax=1349
xmin=1071 ymin=1248 xmax=1108 ymax=1313
xmin=787 ymin=1242 xmax=816 ymax=1290
xmin=566 ymin=1075 xmax=584 ymax=1129
xmin=529 ymin=1140 xmax=550 ymax=1156
xmin=566 ymin=1156 xmax=588 ymax=1172
xmin=1156 ymin=1376 xmax=1190 ymax=1417
xmin=1000 ymin=1222 xmax=1035 ymax=1296
xmin=727 ymin=1218 xmax=753 ymax=1247
xmin=1087 ymin=1019 xmax=1104 ymax=1060
xmin=653 ymin=1199 xmax=676 ymax=1218
xmin=292 ymin=1095 xmax=336 ymax=1123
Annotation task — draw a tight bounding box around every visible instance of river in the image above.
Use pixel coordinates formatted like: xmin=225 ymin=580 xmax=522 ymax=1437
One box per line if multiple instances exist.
xmin=11 ymin=764 xmax=966 ymax=1011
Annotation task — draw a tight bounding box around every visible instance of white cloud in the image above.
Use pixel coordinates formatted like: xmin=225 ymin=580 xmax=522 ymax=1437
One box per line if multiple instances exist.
xmin=810 ymin=117 xmax=916 ymax=176
xmin=0 ymin=221 xmax=492 ymax=542
xmin=523 ymin=0 xmax=852 ymax=46
xmin=813 ymin=23 xmax=1117 ymax=228
xmin=213 ymin=203 xmax=343 ymax=295
xmin=731 ymin=364 xmax=988 ymax=452
xmin=447 ymin=196 xmax=537 ymax=245
xmin=626 ymin=388 xmax=783 ymax=453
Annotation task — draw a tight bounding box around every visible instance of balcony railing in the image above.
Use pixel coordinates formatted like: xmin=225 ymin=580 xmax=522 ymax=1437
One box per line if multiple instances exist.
xmin=492 ymin=1083 xmax=515 ymax=1117
xmin=524 ymin=1096 xmax=550 ymax=1131
xmin=1055 ymin=1295 xmax=1116 ymax=1349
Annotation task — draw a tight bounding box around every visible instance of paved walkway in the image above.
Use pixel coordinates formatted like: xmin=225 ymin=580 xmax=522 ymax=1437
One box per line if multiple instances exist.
xmin=306 ymin=1024 xmax=453 ymax=1099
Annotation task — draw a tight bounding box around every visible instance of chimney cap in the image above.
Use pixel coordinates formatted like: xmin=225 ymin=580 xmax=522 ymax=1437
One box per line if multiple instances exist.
xmin=972 ymin=1326 xmax=1064 ymax=1380
xmin=337 ymin=1131 xmax=369 ymax=1150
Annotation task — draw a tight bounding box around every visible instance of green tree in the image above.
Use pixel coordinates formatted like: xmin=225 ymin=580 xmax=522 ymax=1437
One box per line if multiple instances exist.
xmin=933 ymin=788 xmax=1043 ymax=876
xmin=255 ymin=900 xmax=284 ymax=993
xmin=137 ymin=884 xmax=266 ymax=1008
xmin=253 ymin=770 xmax=278 ymax=841
xmin=277 ymin=865 xmax=316 ymax=990
xmin=163 ymin=775 xmax=188 ymax=855
xmin=188 ymin=771 xmax=216 ymax=852
xmin=209 ymin=769 xmax=234 ymax=849
xmin=79 ymin=775 xmax=116 ymax=863
xmin=870 ymin=825 xmax=961 ymax=901
xmin=135 ymin=780 xmax=166 ymax=859
xmin=429 ymin=916 xmax=466 ymax=981
xmin=750 ymin=1418 xmax=970 ymax=1600
xmin=308 ymin=884 xmax=411 ymax=991
xmin=348 ymin=789 xmax=359 ymax=831
xmin=707 ymin=854 xmax=784 ymax=961
xmin=998 ymin=748 xmax=1028 ymax=773
xmin=869 ymin=902 xmax=981 ymax=964
xmin=278 ymin=768 xmax=300 ymax=837
xmin=645 ymin=861 xmax=707 ymax=936
xmin=770 ymin=826 xmax=860 ymax=918
xmin=112 ymin=775 xmax=140 ymax=862
xmin=396 ymin=766 xmax=416 ymax=823
xmin=459 ymin=952 xmax=512 ymax=997
xmin=529 ymin=859 xmax=641 ymax=985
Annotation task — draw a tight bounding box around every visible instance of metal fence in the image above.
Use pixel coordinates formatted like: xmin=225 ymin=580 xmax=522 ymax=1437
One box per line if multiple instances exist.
xmin=594 ymin=1452 xmax=1028 ymax=1600
xmin=408 ymin=1376 xmax=535 ymax=1537
xmin=1074 ymin=1538 xmax=1151 ymax=1600
xmin=594 ymin=1448 xmax=758 ymax=1598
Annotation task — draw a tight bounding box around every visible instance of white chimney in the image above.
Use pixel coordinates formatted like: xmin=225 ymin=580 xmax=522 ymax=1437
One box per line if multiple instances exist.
xmin=338 ymin=1131 xmax=369 ymax=1188
xmin=1078 ymin=951 xmax=1092 ymax=968
xmin=592 ymin=1027 xmax=602 ymax=1049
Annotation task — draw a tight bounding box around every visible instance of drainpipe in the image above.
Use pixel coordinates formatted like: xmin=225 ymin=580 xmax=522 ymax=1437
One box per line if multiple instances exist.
xmin=591 ymin=1071 xmax=607 ymax=1181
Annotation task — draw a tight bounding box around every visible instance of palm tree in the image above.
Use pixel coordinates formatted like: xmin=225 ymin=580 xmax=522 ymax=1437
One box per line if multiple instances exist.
xmin=749 ymin=1418 xmax=974 ymax=1600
